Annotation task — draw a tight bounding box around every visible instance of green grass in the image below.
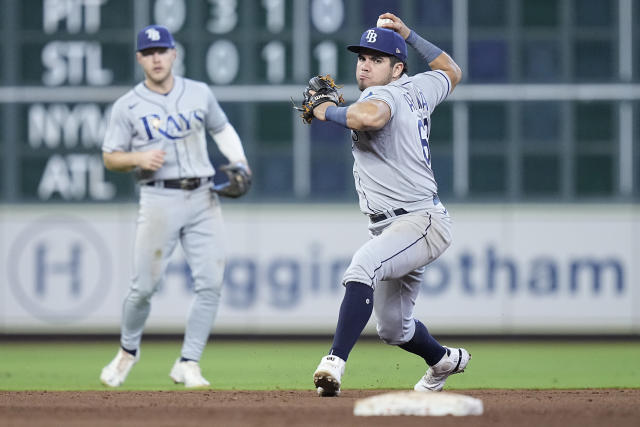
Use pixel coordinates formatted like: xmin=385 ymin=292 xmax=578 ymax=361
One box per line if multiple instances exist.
xmin=1 ymin=340 xmax=639 ymax=391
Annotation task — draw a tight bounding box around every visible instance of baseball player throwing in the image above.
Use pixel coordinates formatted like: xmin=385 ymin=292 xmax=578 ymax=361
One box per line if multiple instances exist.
xmin=299 ymin=13 xmax=470 ymax=396
xmin=99 ymin=25 xmax=251 ymax=388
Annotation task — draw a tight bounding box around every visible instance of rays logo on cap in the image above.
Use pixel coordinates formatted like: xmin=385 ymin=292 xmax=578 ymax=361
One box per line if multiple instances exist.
xmin=365 ymin=29 xmax=377 ymax=43
xmin=145 ymin=28 xmax=161 ymax=41
xmin=137 ymin=25 xmax=175 ymax=51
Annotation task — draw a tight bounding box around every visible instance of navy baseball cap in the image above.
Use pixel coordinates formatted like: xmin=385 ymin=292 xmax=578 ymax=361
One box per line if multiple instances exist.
xmin=136 ymin=25 xmax=175 ymax=51
xmin=347 ymin=27 xmax=407 ymax=62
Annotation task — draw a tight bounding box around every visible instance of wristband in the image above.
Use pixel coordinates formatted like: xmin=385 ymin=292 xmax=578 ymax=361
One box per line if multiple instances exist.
xmin=407 ymin=30 xmax=443 ymax=64
xmin=324 ymin=105 xmax=349 ymax=128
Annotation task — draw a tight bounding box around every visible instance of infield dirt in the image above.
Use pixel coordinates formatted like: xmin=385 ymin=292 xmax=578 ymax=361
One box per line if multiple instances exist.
xmin=1 ymin=389 xmax=638 ymax=427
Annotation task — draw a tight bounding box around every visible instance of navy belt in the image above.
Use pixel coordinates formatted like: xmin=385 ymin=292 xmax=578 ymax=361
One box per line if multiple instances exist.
xmin=369 ymin=208 xmax=408 ymax=223
xmin=145 ymin=176 xmax=212 ymax=190
xmin=369 ymin=195 xmax=441 ymax=224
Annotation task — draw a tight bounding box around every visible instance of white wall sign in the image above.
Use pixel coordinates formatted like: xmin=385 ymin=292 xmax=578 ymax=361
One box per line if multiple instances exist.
xmin=1 ymin=204 xmax=638 ymax=334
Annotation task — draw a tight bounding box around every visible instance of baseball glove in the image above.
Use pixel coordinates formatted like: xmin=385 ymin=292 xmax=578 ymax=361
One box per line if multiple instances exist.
xmin=212 ymin=162 xmax=252 ymax=198
xmin=292 ymin=74 xmax=345 ymax=124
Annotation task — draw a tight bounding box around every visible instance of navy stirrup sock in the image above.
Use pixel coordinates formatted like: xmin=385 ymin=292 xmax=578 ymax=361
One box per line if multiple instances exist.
xmin=399 ymin=319 xmax=446 ymax=366
xmin=122 ymin=346 xmax=137 ymax=357
xmin=329 ymin=281 xmax=374 ymax=361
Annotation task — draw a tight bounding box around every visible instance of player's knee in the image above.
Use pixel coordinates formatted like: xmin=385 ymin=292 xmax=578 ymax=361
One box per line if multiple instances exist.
xmin=432 ymin=220 xmax=453 ymax=252
xmin=377 ymin=313 xmax=417 ymax=345
xmin=191 ymin=271 xmax=224 ymax=297
xmin=377 ymin=327 xmax=406 ymax=345
xmin=343 ymin=265 xmax=374 ymax=288
xmin=127 ymin=286 xmax=156 ymax=304
xmin=343 ymin=250 xmax=378 ymax=287
xmin=376 ymin=316 xmax=406 ymax=345
xmin=441 ymin=229 xmax=452 ymax=250
xmin=192 ymin=259 xmax=225 ymax=291
xmin=194 ymin=285 xmax=221 ymax=304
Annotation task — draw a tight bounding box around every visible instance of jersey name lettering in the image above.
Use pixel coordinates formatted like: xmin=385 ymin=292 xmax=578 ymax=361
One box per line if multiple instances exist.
xmin=403 ymin=88 xmax=429 ymax=113
xmin=415 ymin=89 xmax=428 ymax=111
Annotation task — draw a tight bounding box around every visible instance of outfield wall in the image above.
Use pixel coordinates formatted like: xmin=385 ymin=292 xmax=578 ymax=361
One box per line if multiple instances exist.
xmin=1 ymin=204 xmax=638 ymax=335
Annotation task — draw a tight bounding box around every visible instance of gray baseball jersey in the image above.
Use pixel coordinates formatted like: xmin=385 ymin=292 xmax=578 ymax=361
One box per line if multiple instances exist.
xmin=103 ymin=76 xmax=228 ymax=182
xmin=351 ymin=70 xmax=450 ymax=215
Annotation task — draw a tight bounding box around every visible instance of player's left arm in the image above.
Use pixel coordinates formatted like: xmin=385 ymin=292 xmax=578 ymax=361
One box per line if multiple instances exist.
xmin=208 ymin=122 xmax=252 ymax=198
xmin=205 ymin=86 xmax=251 ymax=171
xmin=210 ymin=124 xmax=252 ymax=198
xmin=210 ymin=123 xmax=251 ymax=172
xmin=313 ymin=100 xmax=390 ymax=131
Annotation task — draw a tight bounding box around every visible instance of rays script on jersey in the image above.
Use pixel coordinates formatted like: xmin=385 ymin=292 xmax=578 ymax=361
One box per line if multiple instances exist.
xmin=140 ymin=110 xmax=205 ymax=140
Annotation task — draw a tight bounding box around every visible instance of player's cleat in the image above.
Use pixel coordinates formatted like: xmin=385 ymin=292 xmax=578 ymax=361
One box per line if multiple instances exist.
xmin=100 ymin=348 xmax=139 ymax=387
xmin=313 ymin=355 xmax=345 ymax=397
xmin=169 ymin=359 xmax=211 ymax=388
xmin=414 ymin=347 xmax=471 ymax=392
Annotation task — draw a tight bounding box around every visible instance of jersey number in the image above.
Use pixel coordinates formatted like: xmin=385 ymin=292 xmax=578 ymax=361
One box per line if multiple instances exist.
xmin=418 ymin=118 xmax=431 ymax=166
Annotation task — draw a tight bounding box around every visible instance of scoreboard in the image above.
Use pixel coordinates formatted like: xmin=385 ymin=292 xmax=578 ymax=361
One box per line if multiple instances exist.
xmin=0 ymin=0 xmax=453 ymax=202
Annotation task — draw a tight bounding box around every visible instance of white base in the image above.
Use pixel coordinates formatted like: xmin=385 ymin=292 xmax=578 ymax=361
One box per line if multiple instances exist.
xmin=353 ymin=391 xmax=483 ymax=417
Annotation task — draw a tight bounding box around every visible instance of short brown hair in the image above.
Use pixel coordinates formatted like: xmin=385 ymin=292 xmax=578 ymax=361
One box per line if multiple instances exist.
xmin=389 ymin=56 xmax=408 ymax=75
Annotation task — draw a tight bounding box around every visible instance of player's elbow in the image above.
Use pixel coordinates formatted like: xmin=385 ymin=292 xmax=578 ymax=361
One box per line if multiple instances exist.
xmin=102 ymin=152 xmax=116 ymax=170
xmin=450 ymin=63 xmax=462 ymax=89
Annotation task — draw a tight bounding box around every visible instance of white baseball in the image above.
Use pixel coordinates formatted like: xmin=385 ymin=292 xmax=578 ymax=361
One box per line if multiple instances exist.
xmin=376 ymin=18 xmax=393 ymax=28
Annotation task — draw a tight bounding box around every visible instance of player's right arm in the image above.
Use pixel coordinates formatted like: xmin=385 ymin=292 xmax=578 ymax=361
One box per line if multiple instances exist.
xmin=103 ymin=150 xmax=166 ymax=172
xmin=427 ymin=52 xmax=462 ymax=90
xmin=378 ymin=12 xmax=462 ymax=90
xmin=101 ymin=94 xmax=166 ymax=173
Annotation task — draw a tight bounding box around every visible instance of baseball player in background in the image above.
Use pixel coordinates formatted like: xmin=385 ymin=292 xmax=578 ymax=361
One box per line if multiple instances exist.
xmin=99 ymin=25 xmax=251 ymax=388
xmin=304 ymin=13 xmax=470 ymax=396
